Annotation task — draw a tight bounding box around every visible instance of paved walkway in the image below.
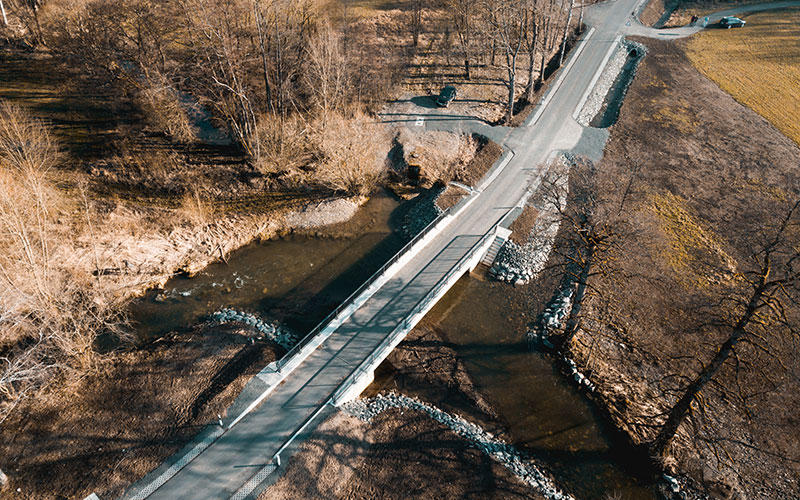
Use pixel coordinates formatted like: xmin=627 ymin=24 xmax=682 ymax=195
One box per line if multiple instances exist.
xmin=621 ymin=0 xmax=800 ymax=38
xmin=127 ymin=0 xmax=701 ymax=497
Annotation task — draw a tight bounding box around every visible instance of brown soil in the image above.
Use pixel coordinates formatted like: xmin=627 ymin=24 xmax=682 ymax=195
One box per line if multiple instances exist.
xmin=434 ymin=137 xmax=504 ymax=212
xmin=0 ymin=325 xmax=279 ymax=500
xmin=570 ymin=37 xmax=800 ymax=499
xmin=454 ymin=138 xmax=503 ymax=188
xmin=260 ymin=323 xmax=549 ymax=500
xmin=639 ymin=0 xmax=671 ymax=26
xmin=436 ymin=184 xmax=469 ymax=211
xmin=508 ymin=204 xmax=541 ymax=245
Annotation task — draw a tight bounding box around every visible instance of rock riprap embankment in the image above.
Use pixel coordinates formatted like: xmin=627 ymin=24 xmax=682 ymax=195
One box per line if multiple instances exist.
xmin=489 ymin=164 xmax=568 ymax=286
xmin=398 ymin=186 xmax=445 ymax=240
xmin=343 ymin=392 xmax=575 ymax=500
xmin=210 ymin=309 xmax=297 ymax=350
xmin=577 ymin=39 xmax=646 ymax=127
xmin=489 ymin=208 xmax=561 ymax=285
xmin=528 ymin=285 xmax=596 ymax=392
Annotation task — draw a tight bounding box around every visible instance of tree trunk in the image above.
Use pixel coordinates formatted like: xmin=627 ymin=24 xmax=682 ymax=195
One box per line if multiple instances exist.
xmin=526 ymin=53 xmax=536 ymax=102
xmin=650 ymin=279 xmax=768 ymax=457
xmin=253 ymin=2 xmax=274 ymax=113
xmin=526 ymin=17 xmax=539 ymax=102
xmin=560 ymin=239 xmax=595 ymax=349
xmin=538 ymin=17 xmax=550 ymax=85
xmin=506 ymin=70 xmax=516 ymax=124
xmin=464 ymin=58 xmax=471 ymax=79
xmin=558 ymin=0 xmax=575 ymax=67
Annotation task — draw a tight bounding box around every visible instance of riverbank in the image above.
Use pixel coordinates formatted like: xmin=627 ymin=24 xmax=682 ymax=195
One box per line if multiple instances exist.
xmin=0 ymin=323 xmax=279 ymax=500
xmin=562 ymin=36 xmax=800 ymax=499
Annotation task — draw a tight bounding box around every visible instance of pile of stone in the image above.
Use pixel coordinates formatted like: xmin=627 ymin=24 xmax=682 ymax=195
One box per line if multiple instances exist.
xmin=527 ymin=286 xmax=595 ymax=392
xmin=343 ymin=392 xmax=575 ymax=500
xmin=577 ymin=39 xmax=646 ymax=127
xmin=210 ymin=308 xmax=297 ymax=350
xmin=564 ymin=357 xmax=596 ymax=392
xmin=490 ymin=210 xmax=562 ymax=286
xmin=489 ymin=240 xmax=534 ymax=285
xmin=528 ymin=286 xmax=573 ymax=346
xmin=397 ymin=186 xmax=445 ymax=240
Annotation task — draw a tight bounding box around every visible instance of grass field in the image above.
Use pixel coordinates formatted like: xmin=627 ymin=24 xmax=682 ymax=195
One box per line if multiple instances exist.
xmin=685 ymin=7 xmax=800 ymax=145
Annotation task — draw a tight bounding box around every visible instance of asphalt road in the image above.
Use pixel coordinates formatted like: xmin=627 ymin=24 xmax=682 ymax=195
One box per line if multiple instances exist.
xmin=135 ymin=0 xmax=671 ymax=498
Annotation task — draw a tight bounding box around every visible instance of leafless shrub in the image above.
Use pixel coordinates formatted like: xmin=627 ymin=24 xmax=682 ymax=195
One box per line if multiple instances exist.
xmin=0 ymin=102 xmax=130 ymax=422
xmin=304 ymin=21 xmax=348 ymax=119
xmin=137 ymin=73 xmax=196 ymax=143
xmin=253 ymin=113 xmax=312 ymax=176
xmin=179 ymin=187 xmax=212 ymax=227
xmin=312 ymin=110 xmax=389 ymax=197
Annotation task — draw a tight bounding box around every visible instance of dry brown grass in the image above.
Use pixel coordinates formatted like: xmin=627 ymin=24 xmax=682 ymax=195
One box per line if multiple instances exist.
xmin=685 ymin=7 xmax=800 ymax=145
xmin=572 ymin=37 xmax=800 ymax=498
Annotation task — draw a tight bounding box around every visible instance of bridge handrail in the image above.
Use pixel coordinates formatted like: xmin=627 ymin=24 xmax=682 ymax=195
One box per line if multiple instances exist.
xmin=232 ymin=208 xmax=515 ymax=500
xmin=330 ymin=207 xmax=516 ymax=406
xmin=277 ymin=203 xmax=454 ymax=370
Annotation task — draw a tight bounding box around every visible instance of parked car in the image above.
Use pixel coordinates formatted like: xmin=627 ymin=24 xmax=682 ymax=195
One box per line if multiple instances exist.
xmin=719 ymin=16 xmax=746 ymax=28
xmin=436 ymin=85 xmax=458 ymax=107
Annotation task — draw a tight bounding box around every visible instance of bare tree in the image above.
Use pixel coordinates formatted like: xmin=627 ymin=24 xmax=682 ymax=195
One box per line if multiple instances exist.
xmin=486 ymin=0 xmax=526 ymax=124
xmin=558 ymin=0 xmax=575 ymax=67
xmin=304 ymin=21 xmax=348 ymax=120
xmin=409 ymin=0 xmax=423 ymax=48
xmin=178 ymin=0 xmax=261 ymax=155
xmin=537 ymin=0 xmax=556 ymax=86
xmin=447 ymin=0 xmax=480 ymax=79
xmin=541 ymin=160 xmax=637 ymax=350
xmin=313 ymin=110 xmax=388 ymax=197
xmin=522 ymin=0 xmax=541 ymax=102
xmin=0 ymin=102 xmax=129 ymax=421
xmin=649 ymin=199 xmax=800 ymax=458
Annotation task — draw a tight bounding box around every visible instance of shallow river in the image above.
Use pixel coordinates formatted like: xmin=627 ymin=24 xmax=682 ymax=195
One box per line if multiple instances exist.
xmin=129 ymin=192 xmax=657 ymax=499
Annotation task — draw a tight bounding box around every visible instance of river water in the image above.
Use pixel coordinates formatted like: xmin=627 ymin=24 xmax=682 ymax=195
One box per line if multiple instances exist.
xmin=130 ymin=191 xmax=405 ymax=339
xmin=426 ymin=275 xmax=657 ymax=500
xmin=129 ymin=192 xmax=656 ymax=499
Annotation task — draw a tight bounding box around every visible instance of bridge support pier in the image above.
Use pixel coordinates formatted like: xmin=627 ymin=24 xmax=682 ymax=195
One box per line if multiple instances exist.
xmin=333 ymin=368 xmax=374 ymax=407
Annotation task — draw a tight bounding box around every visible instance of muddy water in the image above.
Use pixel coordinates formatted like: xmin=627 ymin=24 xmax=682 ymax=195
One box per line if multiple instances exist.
xmin=425 ymin=275 xmax=658 ymax=500
xmin=130 ymin=191 xmax=404 ymax=339
xmin=131 ymin=190 xmax=656 ymax=499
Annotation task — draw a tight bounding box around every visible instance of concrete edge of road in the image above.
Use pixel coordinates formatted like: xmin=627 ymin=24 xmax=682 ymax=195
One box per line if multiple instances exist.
xmin=525 ymin=26 xmax=596 ymax=128
xmin=117 ymin=147 xmax=516 ymax=500
xmin=572 ymin=34 xmax=622 ymax=121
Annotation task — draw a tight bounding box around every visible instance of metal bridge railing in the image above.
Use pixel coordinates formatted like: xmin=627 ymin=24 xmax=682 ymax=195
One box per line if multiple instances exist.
xmin=330 ymin=207 xmax=516 ymax=405
xmin=230 ymin=207 xmax=515 ymax=500
xmin=276 ymin=205 xmax=454 ymax=371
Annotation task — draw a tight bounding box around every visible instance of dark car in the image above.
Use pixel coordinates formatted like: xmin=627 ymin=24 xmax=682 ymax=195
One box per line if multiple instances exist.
xmin=719 ymin=16 xmax=746 ymax=28
xmin=436 ymin=85 xmax=458 ymax=107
